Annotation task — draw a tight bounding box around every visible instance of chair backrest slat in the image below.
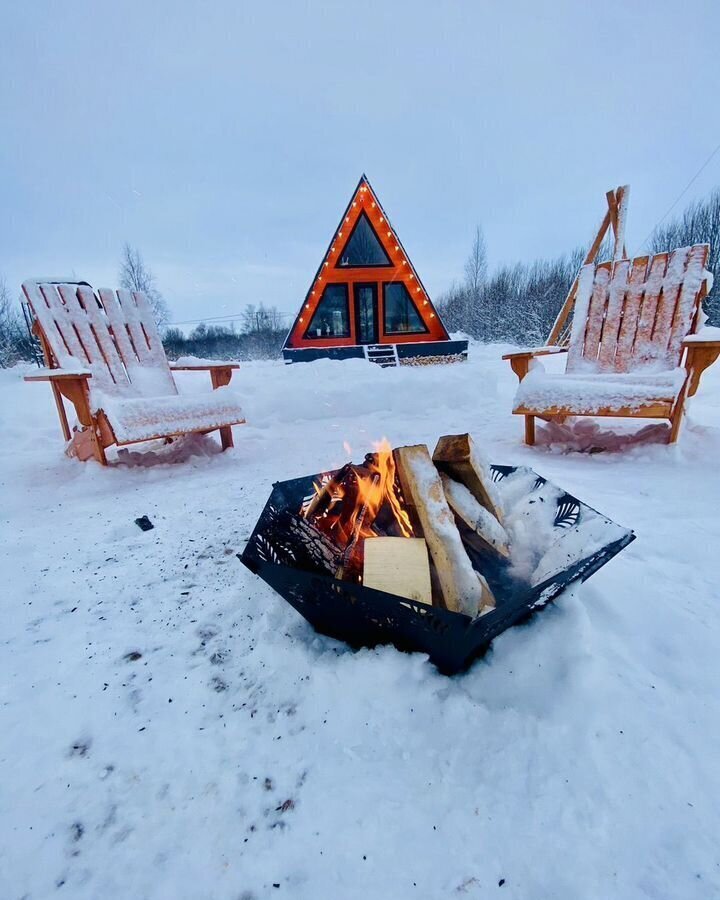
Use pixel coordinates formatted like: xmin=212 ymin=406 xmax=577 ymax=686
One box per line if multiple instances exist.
xmin=23 ymin=281 xmax=177 ymax=400
xmin=614 ymin=257 xmax=649 ymax=371
xmin=582 ymin=265 xmax=611 ymax=364
xmin=73 ymin=286 xmax=131 ymax=390
xmin=596 ymin=259 xmax=630 ymax=369
xmin=566 ymin=244 xmax=709 ymax=373
xmin=633 ymin=253 xmax=669 ymax=361
xmin=667 ymin=244 xmax=708 ymax=363
xmin=38 ymin=284 xmax=92 ymax=367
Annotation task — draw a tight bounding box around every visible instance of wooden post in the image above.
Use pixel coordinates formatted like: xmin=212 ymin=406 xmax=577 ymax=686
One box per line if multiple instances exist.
xmin=547 ymin=186 xmax=629 ymax=346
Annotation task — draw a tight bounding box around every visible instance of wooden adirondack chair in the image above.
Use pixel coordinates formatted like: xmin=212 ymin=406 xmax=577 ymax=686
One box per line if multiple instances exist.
xmin=503 ymin=188 xmax=720 ymax=444
xmin=23 ymin=280 xmax=245 ymax=464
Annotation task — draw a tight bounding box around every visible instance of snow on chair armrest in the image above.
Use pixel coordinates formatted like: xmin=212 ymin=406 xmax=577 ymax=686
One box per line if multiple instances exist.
xmin=502 ymin=346 xmax=568 ymax=360
xmin=170 ymin=355 xmax=240 ymax=370
xmin=24 ymin=367 xmax=92 ymax=382
xmin=683 ymin=326 xmax=720 ymax=346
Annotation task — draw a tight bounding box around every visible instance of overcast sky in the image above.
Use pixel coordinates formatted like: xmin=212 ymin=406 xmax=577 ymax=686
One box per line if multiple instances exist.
xmin=2 ymin=0 xmax=719 ymax=327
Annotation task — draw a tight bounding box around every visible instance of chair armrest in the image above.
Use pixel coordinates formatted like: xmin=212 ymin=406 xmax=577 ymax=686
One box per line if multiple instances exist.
xmin=24 ymin=369 xmax=92 ymax=383
xmin=170 ymin=363 xmax=240 ymax=371
xmin=682 ymin=336 xmax=720 ymax=350
xmin=502 ymin=346 xmax=567 ymax=381
xmin=170 ymin=362 xmax=239 ymax=390
xmin=501 ymin=346 xmax=568 ymax=361
xmin=683 ymin=335 xmax=720 ymax=397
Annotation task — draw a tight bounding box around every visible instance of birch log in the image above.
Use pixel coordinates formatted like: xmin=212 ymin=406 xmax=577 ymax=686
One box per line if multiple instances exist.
xmin=394 ymin=445 xmax=495 ymax=617
xmin=432 ymin=433 xmax=504 ymax=522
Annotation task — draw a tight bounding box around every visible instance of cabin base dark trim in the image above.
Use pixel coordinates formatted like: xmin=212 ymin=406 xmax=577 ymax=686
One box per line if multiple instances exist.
xmin=283 ymin=339 xmax=469 ymax=366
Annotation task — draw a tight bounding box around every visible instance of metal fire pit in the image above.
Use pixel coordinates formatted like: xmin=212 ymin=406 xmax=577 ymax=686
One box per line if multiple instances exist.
xmin=241 ymin=464 xmax=635 ymax=675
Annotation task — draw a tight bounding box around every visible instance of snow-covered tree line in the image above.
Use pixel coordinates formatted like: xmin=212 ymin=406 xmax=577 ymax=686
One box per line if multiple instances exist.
xmin=438 ymin=187 xmax=720 ymax=343
xmin=163 ymin=304 xmax=287 ymax=361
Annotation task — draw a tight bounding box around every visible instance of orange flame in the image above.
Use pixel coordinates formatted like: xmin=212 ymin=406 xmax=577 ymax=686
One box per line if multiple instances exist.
xmin=370 ymin=438 xmax=413 ymax=539
xmin=302 ymin=438 xmax=413 ymax=564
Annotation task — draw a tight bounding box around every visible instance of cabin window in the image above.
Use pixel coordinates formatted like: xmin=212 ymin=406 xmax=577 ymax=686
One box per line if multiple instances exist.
xmin=337 ymin=214 xmax=391 ymax=268
xmin=304 ymin=284 xmax=351 ymax=339
xmin=383 ymin=282 xmax=428 ymax=334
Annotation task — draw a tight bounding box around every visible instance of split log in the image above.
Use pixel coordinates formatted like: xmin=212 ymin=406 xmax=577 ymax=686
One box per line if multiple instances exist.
xmin=439 ymin=474 xmax=510 ymax=559
xmin=363 ymin=537 xmax=432 ymax=605
xmin=394 ymin=444 xmax=495 ymax=617
xmin=432 ymin=434 xmax=503 ymax=522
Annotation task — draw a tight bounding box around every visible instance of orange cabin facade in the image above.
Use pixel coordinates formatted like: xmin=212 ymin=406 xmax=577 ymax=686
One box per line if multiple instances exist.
xmin=283 ymin=175 xmax=467 ymax=365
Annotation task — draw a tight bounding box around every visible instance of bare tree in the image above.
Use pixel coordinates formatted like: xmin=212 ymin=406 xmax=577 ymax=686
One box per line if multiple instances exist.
xmin=464 ymin=225 xmax=487 ymax=295
xmin=119 ymin=243 xmax=169 ymax=330
xmin=0 ymin=277 xmax=26 ymax=367
xmin=242 ymin=303 xmax=284 ymax=334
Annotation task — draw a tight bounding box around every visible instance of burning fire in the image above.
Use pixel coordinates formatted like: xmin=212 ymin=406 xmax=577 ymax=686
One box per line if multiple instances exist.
xmin=301 ymin=438 xmax=413 ymax=577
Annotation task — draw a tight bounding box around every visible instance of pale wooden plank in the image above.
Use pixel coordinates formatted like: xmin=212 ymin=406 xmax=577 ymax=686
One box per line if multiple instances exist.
xmin=633 ymin=252 xmax=668 ymax=363
xmin=580 ymin=263 xmax=612 ymax=366
xmin=99 ymin=288 xmax=139 ymax=369
xmin=75 ymin=286 xmax=131 ymax=392
xmin=648 ymin=246 xmax=687 ymax=364
xmin=615 ymin=256 xmax=648 ymax=372
xmin=22 ymin=281 xmax=71 ymax=364
xmin=597 ymin=259 xmax=630 ymax=370
xmin=565 ymin=263 xmax=597 ymax=370
xmin=117 ymin=289 xmax=154 ymax=365
xmin=57 ymin=285 xmax=119 ymax=394
xmin=131 ymin=290 xmax=171 ymax=370
xmin=667 ymin=244 xmax=710 ymax=366
xmin=363 ymin=537 xmax=432 ymax=605
xmin=39 ymin=284 xmax=91 ymax=366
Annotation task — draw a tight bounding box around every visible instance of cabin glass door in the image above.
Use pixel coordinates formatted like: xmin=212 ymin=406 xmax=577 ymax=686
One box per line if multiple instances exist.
xmin=354 ymin=283 xmax=378 ymax=344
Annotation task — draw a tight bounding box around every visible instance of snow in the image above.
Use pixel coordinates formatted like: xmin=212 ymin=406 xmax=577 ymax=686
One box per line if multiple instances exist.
xmin=3 ymin=343 xmax=720 ymax=899
xmin=29 ymin=365 xmax=91 ymax=378
xmin=514 ymin=366 xmax=685 ymax=413
xmin=685 ymin=325 xmax=720 ymax=343
xmin=97 ymin=386 xmax=245 ymax=443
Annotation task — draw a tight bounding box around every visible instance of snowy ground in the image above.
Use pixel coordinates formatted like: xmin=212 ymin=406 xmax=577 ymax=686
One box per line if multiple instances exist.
xmin=2 ymin=344 xmax=720 ymax=900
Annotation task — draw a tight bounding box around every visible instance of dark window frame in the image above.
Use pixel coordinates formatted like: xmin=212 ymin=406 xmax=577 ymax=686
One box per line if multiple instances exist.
xmin=382 ymin=281 xmax=430 ymax=336
xmin=303 ymin=283 xmax=351 ymax=340
xmin=336 ymin=212 xmax=393 ymax=269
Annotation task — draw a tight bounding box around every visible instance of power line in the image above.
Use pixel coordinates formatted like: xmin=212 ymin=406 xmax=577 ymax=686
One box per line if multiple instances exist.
xmin=640 ymin=138 xmax=720 ymax=249
xmin=169 ymin=310 xmax=295 ymax=326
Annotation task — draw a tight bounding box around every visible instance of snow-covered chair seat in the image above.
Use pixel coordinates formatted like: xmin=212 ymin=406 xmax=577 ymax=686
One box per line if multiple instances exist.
xmin=23 ymin=280 xmax=245 ymax=464
xmin=514 ymin=368 xmax=686 ymax=416
xmin=504 ymin=244 xmax=720 ymax=444
xmin=99 ymin=386 xmax=245 ymax=444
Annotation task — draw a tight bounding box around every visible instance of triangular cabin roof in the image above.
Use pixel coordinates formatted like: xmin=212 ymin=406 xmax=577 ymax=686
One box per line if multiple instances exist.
xmin=284 ymin=175 xmax=450 ymax=350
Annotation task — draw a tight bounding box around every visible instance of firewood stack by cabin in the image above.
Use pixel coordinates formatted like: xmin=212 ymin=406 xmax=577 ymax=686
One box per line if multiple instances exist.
xmin=241 ymin=434 xmax=635 ymax=673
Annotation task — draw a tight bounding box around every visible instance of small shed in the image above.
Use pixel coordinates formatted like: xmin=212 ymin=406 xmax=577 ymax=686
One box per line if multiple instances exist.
xmin=282 ymin=175 xmax=468 ymax=366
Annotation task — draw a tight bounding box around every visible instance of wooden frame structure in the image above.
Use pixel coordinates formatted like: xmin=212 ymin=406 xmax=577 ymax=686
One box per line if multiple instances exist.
xmin=24 ymin=280 xmax=245 ymax=465
xmin=282 ymin=175 xmax=467 ymax=367
xmin=503 ymin=187 xmax=720 ymax=444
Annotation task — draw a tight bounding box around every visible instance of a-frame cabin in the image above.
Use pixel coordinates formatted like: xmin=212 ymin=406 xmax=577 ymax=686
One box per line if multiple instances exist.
xmin=282 ymin=175 xmax=468 ymax=366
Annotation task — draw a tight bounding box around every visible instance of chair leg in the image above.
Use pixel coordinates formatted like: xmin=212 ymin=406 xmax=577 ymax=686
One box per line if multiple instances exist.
xmin=668 ymin=406 xmax=684 ymax=444
xmin=219 ymin=425 xmax=234 ymax=450
xmin=524 ymin=415 xmax=536 ymax=446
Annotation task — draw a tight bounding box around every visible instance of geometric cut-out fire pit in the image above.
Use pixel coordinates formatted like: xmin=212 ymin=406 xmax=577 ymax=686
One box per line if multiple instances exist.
xmin=241 ymin=436 xmax=634 ymax=674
